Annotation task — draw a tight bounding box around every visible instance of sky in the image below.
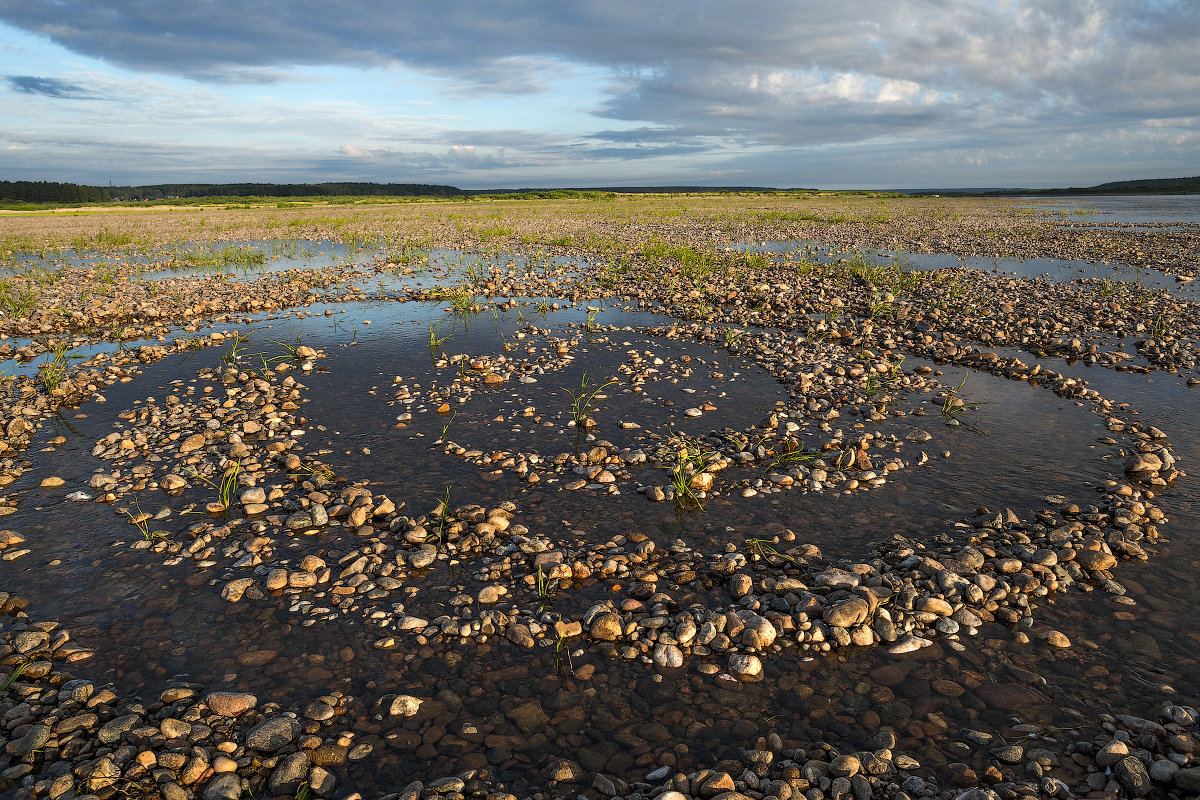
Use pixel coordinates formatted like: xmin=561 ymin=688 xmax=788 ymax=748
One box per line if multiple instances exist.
xmin=0 ymin=1 xmax=1198 ymax=190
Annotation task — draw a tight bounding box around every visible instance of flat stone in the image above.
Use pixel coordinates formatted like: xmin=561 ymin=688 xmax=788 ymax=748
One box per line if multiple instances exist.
xmin=9 ymin=723 xmax=50 ymax=756
xmin=179 ymin=433 xmax=207 ymax=454
xmin=205 ymin=692 xmax=258 ymax=717
xmin=509 ymin=700 xmax=550 ymax=733
xmin=98 ymin=713 xmax=141 ymax=744
xmin=1040 ymin=630 xmax=1071 ymax=648
xmin=245 ymin=717 xmax=300 ymax=752
xmin=914 ymin=596 xmax=953 ymax=616
xmin=221 ymin=578 xmax=255 ymax=602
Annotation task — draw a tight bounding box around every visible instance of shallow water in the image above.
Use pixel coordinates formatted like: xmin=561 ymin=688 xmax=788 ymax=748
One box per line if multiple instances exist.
xmin=5 ymin=284 xmax=1199 ymax=796
xmin=1015 ymin=195 xmax=1200 ymax=226
xmin=733 ymin=239 xmax=1200 ymax=298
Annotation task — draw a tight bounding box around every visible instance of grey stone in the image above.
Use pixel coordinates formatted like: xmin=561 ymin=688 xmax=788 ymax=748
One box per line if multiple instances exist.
xmin=202 ymin=772 xmax=242 ymax=800
xmin=1175 ymin=768 xmax=1200 ymax=793
xmin=245 ymin=717 xmax=300 ymax=752
xmin=269 ymin=752 xmax=310 ymax=795
xmin=97 ymin=714 xmax=140 ymax=745
xmin=1114 ymin=755 xmax=1151 ymax=797
xmin=10 ymin=724 xmax=51 ymax=757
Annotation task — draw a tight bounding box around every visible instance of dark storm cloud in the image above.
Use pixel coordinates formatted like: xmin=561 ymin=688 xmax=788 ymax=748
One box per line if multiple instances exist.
xmin=5 ymin=75 xmax=92 ymax=98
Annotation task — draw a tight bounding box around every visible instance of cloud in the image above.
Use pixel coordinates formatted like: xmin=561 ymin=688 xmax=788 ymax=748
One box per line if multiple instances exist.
xmin=5 ymin=74 xmax=92 ymax=98
xmin=0 ymin=1 xmax=1197 ymax=185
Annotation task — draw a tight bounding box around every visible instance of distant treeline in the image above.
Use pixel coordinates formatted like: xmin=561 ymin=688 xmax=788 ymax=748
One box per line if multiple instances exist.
xmin=0 ymin=180 xmax=114 ymax=203
xmin=935 ymin=176 xmax=1200 ymax=197
xmin=1058 ymin=176 xmax=1200 ymax=195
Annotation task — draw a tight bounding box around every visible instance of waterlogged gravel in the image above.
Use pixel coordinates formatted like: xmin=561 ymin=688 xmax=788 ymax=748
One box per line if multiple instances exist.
xmin=2 ymin=196 xmax=1200 ymax=800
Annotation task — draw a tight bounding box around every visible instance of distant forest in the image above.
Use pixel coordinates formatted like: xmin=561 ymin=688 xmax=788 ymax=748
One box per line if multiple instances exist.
xmin=937 ymin=176 xmax=1200 ymax=197
xmin=1 ymin=176 xmax=1198 ymax=204
xmin=0 ymin=181 xmax=462 ymax=203
xmin=1029 ymin=176 xmax=1200 ymax=195
xmin=0 ymin=180 xmax=114 ymax=203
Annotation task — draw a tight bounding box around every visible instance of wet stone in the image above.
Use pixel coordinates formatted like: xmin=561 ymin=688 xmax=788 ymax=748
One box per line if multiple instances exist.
xmin=589 ymin=612 xmax=624 ymax=641
xmin=389 ymin=695 xmax=423 ymax=717
xmin=990 ymin=744 xmax=1023 ymax=763
xmin=206 ymin=690 xmax=258 ymax=714
xmin=245 ymin=716 xmax=301 ymax=751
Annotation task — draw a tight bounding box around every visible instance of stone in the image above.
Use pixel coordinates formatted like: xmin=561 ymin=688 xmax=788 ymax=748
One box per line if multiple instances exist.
xmin=205 ymin=692 xmax=258 ymax=717
xmin=505 ymin=624 xmax=535 ymax=648
xmin=389 ymin=695 xmax=423 ymax=717
xmin=740 ymin=614 xmax=777 ymax=649
xmin=509 ymin=700 xmax=550 ymax=733
xmin=98 ymin=713 xmax=141 ymax=744
xmin=887 ymin=635 xmax=933 ymax=654
xmin=308 ymin=765 xmax=336 ymax=796
xmin=161 ymin=474 xmax=187 ymax=491
xmin=239 ymin=487 xmax=266 ymax=505
xmin=824 ymin=596 xmax=869 ymax=628
xmin=589 ymin=612 xmax=624 ymax=641
xmin=990 ymin=745 xmax=1023 ymax=764
xmin=1174 ymin=768 xmax=1200 ymax=793
xmin=1040 ymin=630 xmax=1071 ymax=648
xmin=221 ymin=578 xmax=256 ymax=602
xmin=728 ymin=653 xmax=763 ymax=680
xmin=1095 ymin=739 xmax=1130 ymax=767
xmin=545 ymin=758 xmax=582 ymax=782
xmin=1075 ymin=548 xmax=1117 ymax=570
xmin=161 ymin=718 xmax=193 ymax=738
xmin=8 ymin=723 xmax=50 ymax=756
xmin=1149 ymin=759 xmax=1178 ymax=783
xmin=1124 ymin=452 xmax=1162 ymax=474
xmin=1113 ymin=755 xmax=1151 ymax=797
xmin=830 ymin=755 xmax=862 ymax=777
xmin=728 ymin=573 xmax=753 ymax=598
xmin=653 ymin=643 xmax=684 ymax=668
xmin=179 ymin=433 xmax=207 ymax=454
xmin=245 ymin=717 xmax=300 ymax=751
xmin=202 ymin=772 xmax=242 ymax=800
xmin=914 ymin=596 xmax=953 ymax=616
xmin=87 ymin=756 xmax=121 ymax=791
